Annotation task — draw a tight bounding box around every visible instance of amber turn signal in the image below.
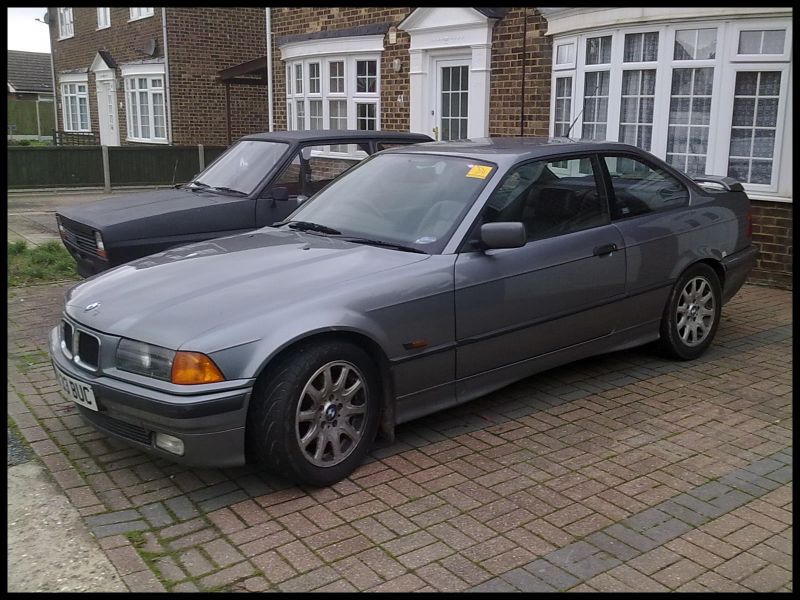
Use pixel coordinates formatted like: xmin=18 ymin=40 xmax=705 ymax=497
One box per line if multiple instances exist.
xmin=171 ymin=351 xmax=225 ymax=384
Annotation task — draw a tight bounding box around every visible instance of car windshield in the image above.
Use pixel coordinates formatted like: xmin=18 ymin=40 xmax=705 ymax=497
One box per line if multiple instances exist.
xmin=283 ymin=153 xmax=495 ymax=253
xmin=191 ymin=140 xmax=288 ymax=196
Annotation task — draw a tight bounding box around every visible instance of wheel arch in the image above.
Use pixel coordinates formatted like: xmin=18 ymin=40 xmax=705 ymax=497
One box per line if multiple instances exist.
xmin=250 ymin=329 xmax=397 ymax=444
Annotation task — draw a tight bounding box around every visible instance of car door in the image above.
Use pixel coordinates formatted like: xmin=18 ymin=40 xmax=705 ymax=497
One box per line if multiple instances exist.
xmin=453 ymin=154 xmax=627 ymax=385
xmin=599 ymin=153 xmax=694 ymax=327
xmin=256 ymin=141 xmax=369 ymax=227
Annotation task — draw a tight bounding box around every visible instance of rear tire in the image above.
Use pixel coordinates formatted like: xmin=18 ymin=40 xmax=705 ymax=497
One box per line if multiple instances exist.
xmin=658 ymin=263 xmax=721 ymax=361
xmin=246 ymin=340 xmax=380 ymax=486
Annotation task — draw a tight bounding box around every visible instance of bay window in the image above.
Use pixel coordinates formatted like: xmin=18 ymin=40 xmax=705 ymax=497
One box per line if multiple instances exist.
xmin=284 ymin=54 xmax=380 ymax=136
xmin=549 ymin=17 xmax=792 ymax=198
xmin=123 ymin=65 xmax=167 ymax=144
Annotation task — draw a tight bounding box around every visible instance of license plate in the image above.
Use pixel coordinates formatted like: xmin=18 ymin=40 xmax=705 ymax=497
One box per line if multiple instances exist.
xmin=54 ymin=366 xmax=98 ymax=411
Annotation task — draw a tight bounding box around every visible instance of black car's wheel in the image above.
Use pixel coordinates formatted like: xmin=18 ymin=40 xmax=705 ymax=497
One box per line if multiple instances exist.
xmin=246 ymin=340 xmax=380 ymax=486
xmin=658 ymin=263 xmax=722 ymax=361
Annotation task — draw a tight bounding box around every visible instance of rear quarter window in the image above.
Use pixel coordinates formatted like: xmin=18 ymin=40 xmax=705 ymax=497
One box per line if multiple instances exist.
xmin=603 ymin=154 xmax=689 ymax=219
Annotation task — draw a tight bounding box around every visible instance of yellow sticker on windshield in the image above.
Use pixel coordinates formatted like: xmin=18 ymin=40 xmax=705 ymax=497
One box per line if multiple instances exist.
xmin=466 ymin=165 xmax=492 ymax=179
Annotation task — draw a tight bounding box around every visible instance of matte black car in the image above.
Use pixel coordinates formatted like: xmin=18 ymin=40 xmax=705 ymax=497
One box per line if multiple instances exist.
xmin=56 ymin=130 xmax=431 ymax=276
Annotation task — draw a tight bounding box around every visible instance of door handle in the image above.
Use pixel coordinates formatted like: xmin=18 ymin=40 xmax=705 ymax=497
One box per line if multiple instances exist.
xmin=593 ymin=243 xmax=617 ymax=256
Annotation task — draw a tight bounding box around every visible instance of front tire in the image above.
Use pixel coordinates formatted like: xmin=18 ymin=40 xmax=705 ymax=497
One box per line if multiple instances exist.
xmin=658 ymin=263 xmax=721 ymax=361
xmin=246 ymin=340 xmax=380 ymax=486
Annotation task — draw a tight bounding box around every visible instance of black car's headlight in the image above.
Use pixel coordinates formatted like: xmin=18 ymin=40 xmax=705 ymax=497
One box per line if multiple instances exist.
xmin=116 ymin=339 xmax=175 ymax=381
xmin=116 ymin=338 xmax=225 ymax=384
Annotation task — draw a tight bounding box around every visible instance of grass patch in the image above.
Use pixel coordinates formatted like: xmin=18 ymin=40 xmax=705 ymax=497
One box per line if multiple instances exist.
xmin=7 ymin=240 xmax=79 ymax=287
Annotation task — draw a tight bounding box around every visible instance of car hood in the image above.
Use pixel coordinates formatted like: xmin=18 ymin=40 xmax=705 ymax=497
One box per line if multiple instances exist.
xmin=56 ymin=188 xmax=243 ymax=240
xmin=64 ymin=229 xmax=429 ymax=349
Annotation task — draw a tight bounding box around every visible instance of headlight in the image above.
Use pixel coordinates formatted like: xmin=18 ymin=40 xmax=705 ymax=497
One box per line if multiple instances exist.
xmin=116 ymin=339 xmax=175 ymax=381
xmin=94 ymin=231 xmax=107 ymax=258
xmin=116 ymin=339 xmax=225 ymax=384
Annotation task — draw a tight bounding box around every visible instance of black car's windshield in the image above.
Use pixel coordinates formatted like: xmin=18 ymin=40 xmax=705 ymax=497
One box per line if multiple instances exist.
xmin=284 ymin=153 xmax=495 ymax=253
xmin=191 ymin=140 xmax=288 ymax=196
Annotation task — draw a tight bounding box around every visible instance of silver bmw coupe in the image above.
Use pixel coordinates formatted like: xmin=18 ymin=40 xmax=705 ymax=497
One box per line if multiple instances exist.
xmin=49 ymin=138 xmax=757 ymax=486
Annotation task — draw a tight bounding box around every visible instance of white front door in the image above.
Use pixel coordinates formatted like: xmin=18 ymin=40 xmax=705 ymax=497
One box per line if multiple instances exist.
xmin=96 ymin=79 xmax=120 ymax=146
xmin=432 ymin=58 xmax=470 ymax=142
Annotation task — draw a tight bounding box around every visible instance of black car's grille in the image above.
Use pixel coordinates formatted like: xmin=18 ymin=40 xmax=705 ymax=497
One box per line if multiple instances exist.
xmin=62 ymin=223 xmax=99 ymax=257
xmin=80 ymin=409 xmax=152 ymax=445
xmin=77 ymin=331 xmax=100 ymax=369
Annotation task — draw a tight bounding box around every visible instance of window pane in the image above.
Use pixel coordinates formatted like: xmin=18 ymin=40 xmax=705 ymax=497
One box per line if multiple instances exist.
xmin=582 ymin=71 xmax=609 ymax=140
xmin=309 ymin=99 xmax=323 ymax=129
xmin=738 ymin=30 xmax=762 ymax=54
xmin=727 ymin=71 xmax=781 ymax=185
xmin=152 ymin=92 xmax=165 ymax=138
xmin=586 ymin=35 xmax=612 ymax=64
xmin=762 ymin=30 xmax=786 ymax=54
xmin=139 ymin=91 xmax=149 ymax=138
xmin=484 ymin=157 xmax=606 ymax=241
xmin=556 ymin=42 xmax=574 ymax=65
xmin=674 ymin=28 xmax=717 ymax=60
xmin=329 ymin=61 xmax=344 ymax=93
xmin=667 ymin=68 xmax=713 ymax=175
xmin=309 ymin=63 xmax=320 ymax=94
xmin=356 ymin=103 xmax=376 ymax=130
xmin=553 ymin=76 xmax=572 ymax=137
xmin=356 ymin=60 xmax=377 ymax=93
xmin=296 ymin=99 xmax=305 ymax=130
xmin=295 ymin=64 xmax=303 ymax=94
xmin=604 ymin=155 xmax=689 ymax=218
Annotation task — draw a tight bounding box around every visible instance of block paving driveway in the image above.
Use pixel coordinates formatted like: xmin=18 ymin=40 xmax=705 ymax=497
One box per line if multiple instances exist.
xmin=7 ymin=281 xmax=792 ymax=592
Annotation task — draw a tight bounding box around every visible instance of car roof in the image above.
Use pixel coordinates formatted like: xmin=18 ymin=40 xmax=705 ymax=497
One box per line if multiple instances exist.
xmin=240 ymin=129 xmax=432 ymax=143
xmin=385 ymin=137 xmax=644 ymax=161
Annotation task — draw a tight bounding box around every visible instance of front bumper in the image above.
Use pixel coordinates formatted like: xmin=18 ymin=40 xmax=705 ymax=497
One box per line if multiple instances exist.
xmin=61 ymin=238 xmax=110 ymax=277
xmin=48 ymin=326 xmax=253 ymax=468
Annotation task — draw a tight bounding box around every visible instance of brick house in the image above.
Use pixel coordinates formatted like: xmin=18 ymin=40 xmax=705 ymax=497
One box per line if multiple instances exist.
xmin=47 ymin=7 xmax=267 ymax=146
xmin=48 ymin=7 xmax=791 ymax=286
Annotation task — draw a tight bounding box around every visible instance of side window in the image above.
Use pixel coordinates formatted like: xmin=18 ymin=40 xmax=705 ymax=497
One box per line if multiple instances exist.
xmin=483 ymin=156 xmax=608 ymax=242
xmin=273 ymin=144 xmax=364 ymax=197
xmin=603 ymin=155 xmax=689 ymax=219
xmin=376 ymin=141 xmax=417 ymax=151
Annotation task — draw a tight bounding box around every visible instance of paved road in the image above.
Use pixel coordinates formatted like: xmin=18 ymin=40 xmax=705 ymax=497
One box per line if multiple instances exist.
xmin=6 ymin=281 xmax=792 ymax=592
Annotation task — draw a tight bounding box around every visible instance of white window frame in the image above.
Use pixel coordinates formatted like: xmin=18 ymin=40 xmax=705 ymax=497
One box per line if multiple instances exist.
xmin=129 ymin=8 xmax=154 ymax=22
xmin=554 ymin=37 xmax=578 ymax=71
xmin=59 ymin=74 xmax=90 ymax=132
xmin=96 ymin=7 xmax=110 ymax=30
xmin=121 ymin=63 xmax=168 ymax=144
xmin=281 ymin=43 xmax=381 ymax=157
xmin=549 ymin=17 xmax=792 ymax=199
xmin=57 ymin=7 xmax=74 ymax=40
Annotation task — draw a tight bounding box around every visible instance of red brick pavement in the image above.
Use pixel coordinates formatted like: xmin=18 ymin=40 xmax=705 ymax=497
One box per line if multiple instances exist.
xmin=7 ymin=282 xmax=792 ymax=592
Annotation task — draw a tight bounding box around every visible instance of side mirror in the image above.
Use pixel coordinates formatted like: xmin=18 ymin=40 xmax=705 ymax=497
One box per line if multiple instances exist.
xmin=297 ymin=195 xmax=309 ymax=205
xmin=480 ymin=222 xmax=526 ymax=250
xmin=300 ymin=147 xmax=313 ymax=161
xmin=270 ymin=186 xmax=289 ymax=201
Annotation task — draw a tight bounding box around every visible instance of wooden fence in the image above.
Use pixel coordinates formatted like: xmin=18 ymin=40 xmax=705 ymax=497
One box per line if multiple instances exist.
xmin=7 ymin=144 xmax=228 ymax=190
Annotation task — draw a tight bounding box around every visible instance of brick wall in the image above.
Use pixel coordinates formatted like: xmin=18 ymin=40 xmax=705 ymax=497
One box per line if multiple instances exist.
xmin=268 ymin=8 xmax=552 ymax=137
xmin=487 ymin=8 xmax=552 ymax=137
xmin=48 ymin=7 xmax=164 ymax=143
xmin=749 ymin=200 xmax=792 ymax=289
xmin=164 ymin=7 xmax=267 ymax=145
xmin=269 ymin=7 xmax=412 ymax=132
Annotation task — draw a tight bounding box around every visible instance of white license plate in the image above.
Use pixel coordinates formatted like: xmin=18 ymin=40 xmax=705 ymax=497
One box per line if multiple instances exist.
xmin=54 ymin=366 xmax=98 ymax=411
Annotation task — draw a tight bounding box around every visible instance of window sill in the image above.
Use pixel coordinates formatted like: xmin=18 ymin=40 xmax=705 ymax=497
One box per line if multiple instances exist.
xmin=63 ymin=130 xmax=93 ymax=134
xmin=57 ymin=35 xmax=74 ymax=41
xmin=126 ymin=138 xmax=169 ymax=145
xmin=96 ymin=26 xmax=110 ymax=31
xmin=128 ymin=15 xmax=155 ymax=23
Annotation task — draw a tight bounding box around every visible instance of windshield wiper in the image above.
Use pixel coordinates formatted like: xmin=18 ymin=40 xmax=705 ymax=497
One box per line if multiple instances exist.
xmin=341 ymin=237 xmax=428 ymax=254
xmin=279 ymin=220 xmax=342 ymax=235
xmin=208 ymin=186 xmax=247 ymax=197
xmin=186 ymin=180 xmax=210 ymax=191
